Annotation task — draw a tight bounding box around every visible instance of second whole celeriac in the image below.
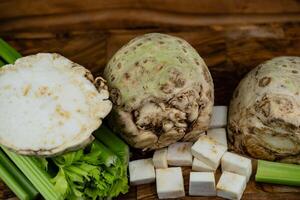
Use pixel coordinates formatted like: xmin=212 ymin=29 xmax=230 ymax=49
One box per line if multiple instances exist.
xmin=228 ymin=57 xmax=300 ymax=163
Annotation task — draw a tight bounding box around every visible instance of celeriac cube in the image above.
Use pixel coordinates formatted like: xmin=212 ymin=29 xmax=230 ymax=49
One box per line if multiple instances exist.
xmin=129 ymin=158 xmax=155 ymax=185
xmin=207 ymin=128 xmax=228 ymax=149
xmin=210 ymin=106 xmax=228 ymax=128
xmin=167 ymin=142 xmax=193 ymax=166
xmin=189 ymin=172 xmax=216 ymax=196
xmin=221 ymin=152 xmax=252 ymax=182
xmin=217 ymin=171 xmax=247 ymax=200
xmin=156 ymin=167 xmax=185 ymax=199
xmin=191 ymin=135 xmax=227 ymax=169
xmin=153 ymin=148 xmax=168 ymax=169
xmin=192 ymin=158 xmax=216 ymax=172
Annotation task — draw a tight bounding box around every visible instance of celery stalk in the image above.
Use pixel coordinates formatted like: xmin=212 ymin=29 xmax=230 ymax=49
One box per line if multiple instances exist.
xmin=0 ymin=164 xmax=29 ymax=200
xmin=0 ymin=38 xmax=21 ymax=63
xmin=0 ymin=150 xmax=38 ymax=200
xmin=0 ymin=59 xmax=5 ymax=67
xmin=51 ymin=140 xmax=128 ymax=199
xmin=3 ymin=148 xmax=63 ymax=200
xmin=255 ymin=160 xmax=300 ymax=186
xmin=0 ymin=151 xmax=30 ymax=200
xmin=93 ymin=127 xmax=129 ymax=197
xmin=94 ymin=125 xmax=130 ymax=165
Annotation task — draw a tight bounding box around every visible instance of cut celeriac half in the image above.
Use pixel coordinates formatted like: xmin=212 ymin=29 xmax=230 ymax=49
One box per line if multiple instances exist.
xmin=0 ymin=53 xmax=112 ymax=156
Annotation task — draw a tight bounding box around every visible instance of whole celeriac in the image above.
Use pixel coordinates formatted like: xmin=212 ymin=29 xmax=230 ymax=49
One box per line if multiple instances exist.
xmin=228 ymin=56 xmax=300 ymax=164
xmin=104 ymin=33 xmax=214 ymax=150
xmin=0 ymin=53 xmax=112 ymax=156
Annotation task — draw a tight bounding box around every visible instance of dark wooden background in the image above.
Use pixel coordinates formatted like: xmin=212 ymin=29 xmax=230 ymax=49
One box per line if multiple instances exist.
xmin=0 ymin=0 xmax=300 ymax=199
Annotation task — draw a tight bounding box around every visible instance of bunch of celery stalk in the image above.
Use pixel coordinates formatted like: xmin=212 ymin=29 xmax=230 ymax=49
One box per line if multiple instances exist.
xmin=0 ymin=39 xmax=129 ymax=200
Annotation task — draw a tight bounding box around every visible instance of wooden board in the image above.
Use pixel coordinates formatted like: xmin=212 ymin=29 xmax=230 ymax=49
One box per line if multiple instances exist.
xmin=0 ymin=0 xmax=300 ymax=199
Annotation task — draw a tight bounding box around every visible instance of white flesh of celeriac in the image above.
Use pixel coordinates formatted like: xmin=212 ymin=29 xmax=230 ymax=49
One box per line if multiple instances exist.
xmin=217 ymin=171 xmax=247 ymax=200
xmin=153 ymin=148 xmax=168 ymax=169
xmin=192 ymin=158 xmax=216 ymax=172
xmin=129 ymin=158 xmax=156 ymax=185
xmin=156 ymin=167 xmax=185 ymax=199
xmin=221 ymin=152 xmax=252 ymax=182
xmin=167 ymin=142 xmax=193 ymax=166
xmin=210 ymin=106 xmax=228 ymax=128
xmin=189 ymin=172 xmax=216 ymax=196
xmin=191 ymin=135 xmax=227 ymax=169
xmin=207 ymin=128 xmax=228 ymax=149
xmin=0 ymin=53 xmax=112 ymax=156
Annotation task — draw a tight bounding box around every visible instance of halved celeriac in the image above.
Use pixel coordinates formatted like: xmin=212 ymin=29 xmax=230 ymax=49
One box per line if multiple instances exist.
xmin=0 ymin=53 xmax=112 ymax=156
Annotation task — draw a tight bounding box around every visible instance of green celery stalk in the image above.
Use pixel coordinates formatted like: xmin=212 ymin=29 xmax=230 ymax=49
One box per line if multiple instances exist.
xmin=3 ymin=148 xmax=63 ymax=200
xmin=93 ymin=127 xmax=129 ymax=197
xmin=93 ymin=140 xmax=118 ymax=166
xmin=51 ymin=140 xmax=127 ymax=199
xmin=0 ymin=153 xmax=30 ymax=200
xmin=94 ymin=125 xmax=130 ymax=165
xmin=255 ymin=160 xmax=300 ymax=186
xmin=0 ymin=59 xmax=5 ymax=67
xmin=0 ymin=150 xmax=38 ymax=200
xmin=0 ymin=38 xmax=22 ymax=63
xmin=0 ymin=164 xmax=29 ymax=200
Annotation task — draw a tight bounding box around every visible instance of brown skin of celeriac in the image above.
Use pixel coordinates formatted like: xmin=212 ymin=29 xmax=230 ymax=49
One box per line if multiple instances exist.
xmin=228 ymin=56 xmax=300 ymax=164
xmin=104 ymin=33 xmax=214 ymax=150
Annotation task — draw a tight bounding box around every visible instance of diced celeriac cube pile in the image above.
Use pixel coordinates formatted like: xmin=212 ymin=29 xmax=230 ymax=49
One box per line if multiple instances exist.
xmin=128 ymin=106 xmax=252 ymax=199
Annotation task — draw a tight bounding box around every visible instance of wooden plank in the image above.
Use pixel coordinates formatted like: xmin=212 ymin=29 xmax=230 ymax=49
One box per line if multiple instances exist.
xmin=1 ymin=11 xmax=300 ymax=32
xmin=0 ymin=180 xmax=14 ymax=199
xmin=0 ymin=0 xmax=299 ymax=21
xmin=0 ymin=32 xmax=107 ymax=74
xmin=0 ymin=1 xmax=299 ymax=32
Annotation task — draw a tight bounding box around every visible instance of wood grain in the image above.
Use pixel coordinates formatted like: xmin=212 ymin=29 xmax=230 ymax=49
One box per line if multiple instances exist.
xmin=0 ymin=0 xmax=299 ymax=32
xmin=1 ymin=0 xmax=299 ymax=19
xmin=0 ymin=0 xmax=300 ymax=199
